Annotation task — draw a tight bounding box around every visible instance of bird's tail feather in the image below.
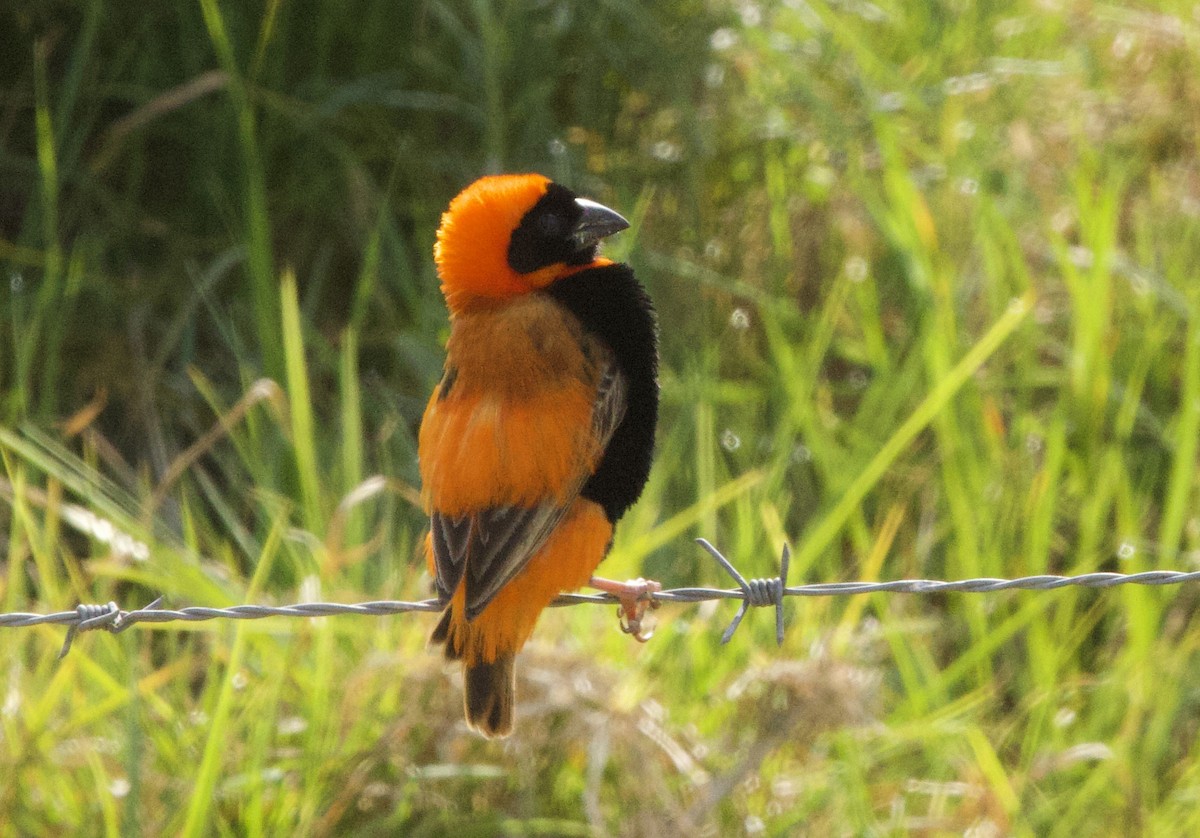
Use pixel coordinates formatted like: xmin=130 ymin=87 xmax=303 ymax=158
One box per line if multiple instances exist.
xmin=431 ymin=608 xmax=516 ymax=737
xmin=431 ymin=607 xmax=456 ymax=656
xmin=464 ymin=655 xmax=515 ymax=737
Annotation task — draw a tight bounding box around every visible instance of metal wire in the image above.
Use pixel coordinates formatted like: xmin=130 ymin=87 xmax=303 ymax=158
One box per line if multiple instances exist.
xmin=6 ymin=539 xmax=1200 ymax=656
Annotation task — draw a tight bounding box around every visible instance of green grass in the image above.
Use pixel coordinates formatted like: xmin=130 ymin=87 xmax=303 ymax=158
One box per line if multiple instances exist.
xmin=5 ymin=0 xmax=1200 ymax=834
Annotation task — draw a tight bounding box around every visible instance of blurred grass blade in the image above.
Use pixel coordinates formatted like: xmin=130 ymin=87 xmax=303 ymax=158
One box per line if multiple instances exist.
xmin=792 ymin=294 xmax=1033 ymax=571
xmin=196 ymin=0 xmax=282 ymax=382
xmin=281 ymin=270 xmax=322 ymax=534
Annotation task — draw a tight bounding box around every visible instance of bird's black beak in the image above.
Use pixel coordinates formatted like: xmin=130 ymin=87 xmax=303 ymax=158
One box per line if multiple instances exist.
xmin=572 ymin=197 xmax=630 ymax=248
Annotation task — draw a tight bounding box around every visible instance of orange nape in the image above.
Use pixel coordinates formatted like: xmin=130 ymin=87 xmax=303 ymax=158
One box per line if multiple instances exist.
xmin=434 ymin=174 xmax=564 ymax=311
xmin=426 ymin=497 xmax=614 ymax=665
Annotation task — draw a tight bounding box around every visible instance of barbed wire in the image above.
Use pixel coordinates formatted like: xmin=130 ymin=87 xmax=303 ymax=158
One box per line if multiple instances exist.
xmin=5 ymin=538 xmax=1200 ymax=658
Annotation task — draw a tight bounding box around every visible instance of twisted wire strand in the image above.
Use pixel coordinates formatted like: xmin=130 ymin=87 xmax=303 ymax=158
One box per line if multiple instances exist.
xmin=5 ymin=539 xmax=1199 ymax=656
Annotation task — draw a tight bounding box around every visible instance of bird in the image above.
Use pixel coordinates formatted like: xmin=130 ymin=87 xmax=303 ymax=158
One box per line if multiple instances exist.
xmin=418 ymin=173 xmax=659 ymax=737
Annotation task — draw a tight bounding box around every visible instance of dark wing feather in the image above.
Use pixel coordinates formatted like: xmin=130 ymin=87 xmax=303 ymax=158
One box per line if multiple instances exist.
xmin=431 ymin=502 xmax=574 ymax=619
xmin=431 ymin=360 xmax=629 ymax=620
xmin=591 ymin=361 xmax=628 ymax=449
xmin=463 ymin=504 xmax=572 ymax=618
xmin=431 ymin=511 xmax=472 ymax=601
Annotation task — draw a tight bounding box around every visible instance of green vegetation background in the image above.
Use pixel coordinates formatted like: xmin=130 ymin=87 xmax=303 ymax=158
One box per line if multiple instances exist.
xmin=4 ymin=0 xmax=1200 ymax=834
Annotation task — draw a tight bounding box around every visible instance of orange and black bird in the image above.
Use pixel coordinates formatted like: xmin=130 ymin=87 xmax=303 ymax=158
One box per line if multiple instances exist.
xmin=419 ymin=174 xmax=659 ymax=737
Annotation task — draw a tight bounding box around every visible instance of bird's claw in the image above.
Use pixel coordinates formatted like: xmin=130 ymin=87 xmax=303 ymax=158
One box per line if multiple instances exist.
xmin=590 ymin=576 xmax=661 ymax=642
xmin=617 ymin=602 xmax=658 ymax=642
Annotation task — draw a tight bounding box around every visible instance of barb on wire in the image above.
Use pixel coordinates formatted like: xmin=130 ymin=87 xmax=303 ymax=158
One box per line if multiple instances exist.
xmin=56 ymin=597 xmax=162 ymax=659
xmin=7 ymin=539 xmax=1200 ymax=657
xmin=695 ymin=538 xmax=789 ymax=645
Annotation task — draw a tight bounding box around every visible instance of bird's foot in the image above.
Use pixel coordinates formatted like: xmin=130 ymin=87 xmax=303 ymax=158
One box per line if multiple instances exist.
xmin=588 ymin=576 xmax=662 ymax=642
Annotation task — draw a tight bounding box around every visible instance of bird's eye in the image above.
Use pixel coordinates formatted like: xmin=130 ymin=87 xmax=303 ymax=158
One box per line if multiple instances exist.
xmin=536 ymin=212 xmax=566 ymax=238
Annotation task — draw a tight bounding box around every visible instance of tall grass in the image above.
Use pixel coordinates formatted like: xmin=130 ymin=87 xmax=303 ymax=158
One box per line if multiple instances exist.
xmin=4 ymin=0 xmax=1200 ymax=834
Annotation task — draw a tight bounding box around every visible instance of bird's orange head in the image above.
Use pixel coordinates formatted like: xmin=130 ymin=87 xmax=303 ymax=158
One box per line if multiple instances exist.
xmin=434 ymin=174 xmax=629 ymax=313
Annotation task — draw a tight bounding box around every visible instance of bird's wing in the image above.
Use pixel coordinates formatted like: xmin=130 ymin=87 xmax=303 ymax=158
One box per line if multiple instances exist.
xmin=430 ymin=360 xmax=628 ymax=620
xmin=589 ymin=360 xmax=628 ymax=452
xmin=431 ymin=504 xmax=572 ymax=619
